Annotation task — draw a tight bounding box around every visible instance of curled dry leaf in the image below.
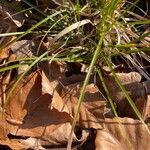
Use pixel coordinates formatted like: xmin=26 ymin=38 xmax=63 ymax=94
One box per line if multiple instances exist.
xmin=95 ymin=117 xmax=150 ymax=150
xmin=3 ymin=70 xmax=90 ymax=147
xmin=61 ymin=82 xmax=106 ymax=129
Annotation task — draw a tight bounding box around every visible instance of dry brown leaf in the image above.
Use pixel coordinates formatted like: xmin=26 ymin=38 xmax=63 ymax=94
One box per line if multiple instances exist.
xmin=3 ymin=70 xmax=90 ymax=147
xmin=0 ymin=5 xmax=19 ymax=61
xmin=114 ymin=72 xmax=142 ymax=84
xmin=0 ymin=36 xmax=16 ymax=61
xmin=5 ymin=71 xmax=43 ymax=124
xmin=61 ymin=83 xmax=106 ymax=129
xmin=0 ymin=138 xmax=28 ymax=150
xmin=42 ymin=70 xmax=69 ymax=113
xmin=104 ymin=72 xmax=149 ymax=118
xmin=144 ymin=95 xmax=150 ymax=123
xmin=95 ymin=117 xmax=150 ymax=150
xmin=10 ymin=40 xmax=35 ymax=58
xmin=0 ymin=113 xmax=8 ymax=140
xmin=0 ymin=54 xmax=16 ymax=108
xmin=0 ymin=3 xmax=25 ymax=27
xmin=41 ymin=61 xmax=67 ymax=86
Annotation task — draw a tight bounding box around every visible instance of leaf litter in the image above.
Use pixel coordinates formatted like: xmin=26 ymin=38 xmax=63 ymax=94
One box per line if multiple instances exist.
xmin=0 ymin=64 xmax=150 ymax=149
xmin=0 ymin=0 xmax=150 ymax=150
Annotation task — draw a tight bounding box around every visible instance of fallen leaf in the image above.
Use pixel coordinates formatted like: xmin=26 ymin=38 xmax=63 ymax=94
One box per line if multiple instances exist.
xmin=0 ymin=3 xmax=25 ymax=27
xmin=0 ymin=113 xmax=8 ymax=140
xmin=143 ymin=95 xmax=150 ymax=123
xmin=0 ymin=5 xmax=18 ymax=61
xmin=10 ymin=40 xmax=35 ymax=58
xmin=0 ymin=54 xmax=16 ymax=107
xmin=104 ymin=72 xmax=149 ymax=118
xmin=3 ymin=70 xmax=89 ymax=147
xmin=0 ymin=139 xmax=28 ymax=150
xmin=95 ymin=117 xmax=150 ymax=150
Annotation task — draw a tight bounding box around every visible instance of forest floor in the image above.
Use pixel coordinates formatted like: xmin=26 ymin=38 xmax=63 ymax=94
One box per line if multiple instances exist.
xmin=0 ymin=0 xmax=150 ymax=149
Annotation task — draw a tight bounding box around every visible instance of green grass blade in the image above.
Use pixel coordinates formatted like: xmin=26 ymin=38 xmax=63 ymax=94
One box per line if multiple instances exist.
xmin=96 ymin=67 xmax=118 ymax=117
xmin=105 ymin=57 xmax=150 ymax=135
xmin=5 ymin=51 xmax=49 ymax=108
xmin=0 ymin=64 xmax=21 ymax=72
xmin=4 ymin=17 xmax=91 ymax=107
xmin=0 ymin=11 xmax=64 ymax=52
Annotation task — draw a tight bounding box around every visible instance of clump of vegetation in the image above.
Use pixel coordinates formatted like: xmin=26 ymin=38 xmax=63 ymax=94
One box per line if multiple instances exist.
xmin=0 ymin=0 xmax=150 ymax=149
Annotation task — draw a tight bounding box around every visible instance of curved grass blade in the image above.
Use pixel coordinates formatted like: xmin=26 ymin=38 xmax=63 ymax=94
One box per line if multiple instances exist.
xmin=53 ymin=19 xmax=92 ymax=41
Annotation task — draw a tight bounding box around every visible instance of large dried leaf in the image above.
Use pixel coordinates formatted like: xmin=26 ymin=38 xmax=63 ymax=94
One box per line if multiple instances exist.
xmin=95 ymin=117 xmax=150 ymax=150
xmin=3 ymin=71 xmax=89 ymax=147
xmin=42 ymin=71 xmax=106 ymax=129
